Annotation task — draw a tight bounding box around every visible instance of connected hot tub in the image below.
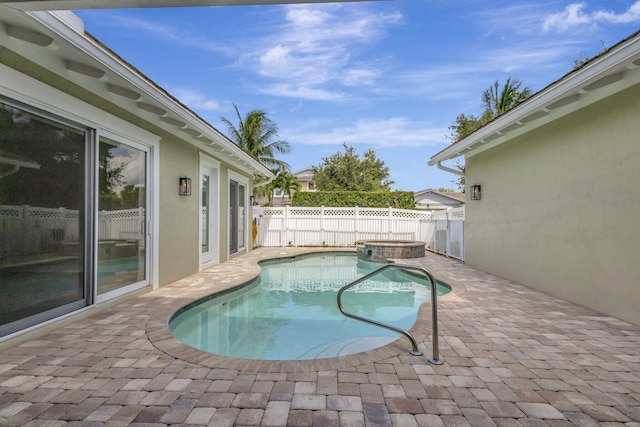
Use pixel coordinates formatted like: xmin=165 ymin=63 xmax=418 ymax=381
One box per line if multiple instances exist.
xmin=356 ymin=240 xmax=426 ymax=263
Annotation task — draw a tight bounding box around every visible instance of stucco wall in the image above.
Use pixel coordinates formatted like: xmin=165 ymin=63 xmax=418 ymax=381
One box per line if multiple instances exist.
xmin=158 ymin=138 xmax=200 ymax=285
xmin=465 ymin=83 xmax=640 ymax=325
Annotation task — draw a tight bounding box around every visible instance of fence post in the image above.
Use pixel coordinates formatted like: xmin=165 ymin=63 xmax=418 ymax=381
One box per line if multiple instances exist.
xmin=320 ymin=206 xmax=325 ymax=246
xmin=461 ymin=216 xmax=465 ymax=263
xmin=445 ymin=208 xmax=451 ymax=257
xmin=354 ymin=206 xmax=359 ymax=244
xmin=388 ymin=207 xmax=393 ymax=239
xmin=284 ymin=205 xmax=290 ymax=246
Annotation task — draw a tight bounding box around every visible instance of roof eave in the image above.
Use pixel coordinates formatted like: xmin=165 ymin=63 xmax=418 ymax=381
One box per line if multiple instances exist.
xmin=7 ymin=8 xmax=273 ymax=180
xmin=428 ymin=30 xmax=640 ymax=167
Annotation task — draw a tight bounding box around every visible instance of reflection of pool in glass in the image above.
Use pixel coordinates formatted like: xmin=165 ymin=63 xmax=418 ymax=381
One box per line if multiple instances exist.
xmin=0 ymin=256 xmax=141 ymax=326
xmin=169 ymin=253 xmax=450 ymax=360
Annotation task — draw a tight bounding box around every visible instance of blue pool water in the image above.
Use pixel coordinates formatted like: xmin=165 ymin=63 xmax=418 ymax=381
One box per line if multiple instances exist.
xmin=169 ymin=253 xmax=450 ymax=360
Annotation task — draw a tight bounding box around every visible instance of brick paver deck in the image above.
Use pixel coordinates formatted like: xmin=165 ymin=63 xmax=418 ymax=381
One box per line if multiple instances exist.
xmin=1 ymin=247 xmax=638 ymax=426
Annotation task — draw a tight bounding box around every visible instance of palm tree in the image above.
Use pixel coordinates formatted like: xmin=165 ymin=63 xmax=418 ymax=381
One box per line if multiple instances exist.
xmin=263 ymin=169 xmax=301 ymax=205
xmin=481 ymin=77 xmax=532 ymax=120
xmin=274 ymin=170 xmax=301 ymax=203
xmin=221 ymin=104 xmax=291 ymax=171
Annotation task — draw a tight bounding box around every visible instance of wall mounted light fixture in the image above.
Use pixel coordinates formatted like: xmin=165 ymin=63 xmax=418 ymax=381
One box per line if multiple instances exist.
xmin=179 ymin=177 xmax=191 ymax=196
xmin=471 ymin=184 xmax=481 ymax=200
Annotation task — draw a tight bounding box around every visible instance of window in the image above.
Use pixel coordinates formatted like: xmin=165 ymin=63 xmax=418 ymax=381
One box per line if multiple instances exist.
xmin=308 ymin=181 xmax=315 ymax=191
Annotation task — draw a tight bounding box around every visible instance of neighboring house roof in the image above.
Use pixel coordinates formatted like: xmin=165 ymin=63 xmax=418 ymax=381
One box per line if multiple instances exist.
xmin=0 ymin=7 xmax=274 ymax=181
xmin=429 ymin=29 xmax=640 ymax=167
xmin=292 ymin=167 xmax=315 ymax=181
xmin=415 ymin=189 xmax=465 ymax=203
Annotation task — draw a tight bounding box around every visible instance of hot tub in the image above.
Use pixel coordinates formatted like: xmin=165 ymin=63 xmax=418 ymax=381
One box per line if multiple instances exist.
xmin=356 ymin=240 xmax=426 ymax=263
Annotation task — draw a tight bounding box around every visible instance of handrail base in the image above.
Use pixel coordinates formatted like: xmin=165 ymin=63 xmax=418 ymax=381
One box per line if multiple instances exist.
xmin=428 ymin=357 xmax=445 ymax=365
xmin=409 ymin=349 xmax=423 ymax=356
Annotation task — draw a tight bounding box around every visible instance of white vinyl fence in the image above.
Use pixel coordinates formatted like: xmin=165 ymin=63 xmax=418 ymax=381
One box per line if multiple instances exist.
xmin=423 ymin=207 xmax=465 ymax=261
xmin=0 ymin=205 xmax=143 ymax=260
xmin=254 ymin=206 xmax=465 ymax=262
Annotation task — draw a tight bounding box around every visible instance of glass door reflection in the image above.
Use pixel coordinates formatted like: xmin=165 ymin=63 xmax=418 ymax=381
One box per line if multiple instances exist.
xmin=97 ymin=137 xmax=147 ymax=297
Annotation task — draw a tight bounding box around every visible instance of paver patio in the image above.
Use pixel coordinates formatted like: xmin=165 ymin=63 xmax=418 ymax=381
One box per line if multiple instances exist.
xmin=1 ymin=247 xmax=639 ymax=426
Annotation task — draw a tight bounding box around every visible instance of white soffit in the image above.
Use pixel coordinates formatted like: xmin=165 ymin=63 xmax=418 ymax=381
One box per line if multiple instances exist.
xmin=428 ymin=31 xmax=640 ymax=166
xmin=1 ymin=0 xmax=372 ymax=11
xmin=0 ymin=6 xmax=273 ymax=179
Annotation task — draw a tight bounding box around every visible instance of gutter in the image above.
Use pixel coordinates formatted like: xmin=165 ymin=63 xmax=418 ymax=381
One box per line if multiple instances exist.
xmin=436 ymin=161 xmax=463 ymax=176
xmin=253 ymin=176 xmax=274 ymax=188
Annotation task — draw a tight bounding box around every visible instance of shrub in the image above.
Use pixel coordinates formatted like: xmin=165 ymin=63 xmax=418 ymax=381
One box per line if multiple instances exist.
xmin=292 ymin=191 xmax=415 ymax=209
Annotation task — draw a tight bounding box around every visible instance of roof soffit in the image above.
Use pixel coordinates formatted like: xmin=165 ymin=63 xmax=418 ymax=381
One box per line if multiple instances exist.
xmin=2 ymin=0 xmax=372 ymax=11
xmin=0 ymin=6 xmax=273 ymax=179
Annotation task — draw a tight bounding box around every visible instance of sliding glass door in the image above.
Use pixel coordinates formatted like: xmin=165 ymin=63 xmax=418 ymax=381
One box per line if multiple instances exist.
xmin=0 ymin=97 xmax=153 ymax=338
xmin=0 ymin=101 xmax=88 ymax=336
xmin=96 ymin=136 xmax=148 ymax=301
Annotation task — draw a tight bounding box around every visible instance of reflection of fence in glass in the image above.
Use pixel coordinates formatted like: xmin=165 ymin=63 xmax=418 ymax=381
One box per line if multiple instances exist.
xmin=0 ymin=205 xmax=144 ymax=259
xmin=254 ymin=206 xmax=465 ymax=262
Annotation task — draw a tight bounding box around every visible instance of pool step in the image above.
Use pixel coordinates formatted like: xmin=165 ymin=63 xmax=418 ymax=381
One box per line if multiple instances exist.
xmin=299 ymin=336 xmax=398 ymax=359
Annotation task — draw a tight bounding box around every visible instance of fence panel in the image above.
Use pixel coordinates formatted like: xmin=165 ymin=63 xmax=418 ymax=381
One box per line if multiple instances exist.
xmin=254 ymin=206 xmax=465 ymax=262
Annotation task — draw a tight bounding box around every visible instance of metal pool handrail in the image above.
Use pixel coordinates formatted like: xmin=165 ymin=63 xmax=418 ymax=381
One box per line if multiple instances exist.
xmin=336 ymin=263 xmax=444 ymax=365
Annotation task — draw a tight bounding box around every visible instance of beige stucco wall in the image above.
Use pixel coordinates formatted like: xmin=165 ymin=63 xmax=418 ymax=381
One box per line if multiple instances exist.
xmin=465 ymin=83 xmax=640 ymax=325
xmin=157 ymin=137 xmax=200 ymax=285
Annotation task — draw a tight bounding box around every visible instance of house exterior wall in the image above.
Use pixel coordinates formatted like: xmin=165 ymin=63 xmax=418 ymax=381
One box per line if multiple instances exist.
xmin=1 ymin=43 xmax=253 ymax=289
xmin=157 ymin=137 xmax=200 ymax=284
xmin=464 ymin=83 xmax=640 ymax=325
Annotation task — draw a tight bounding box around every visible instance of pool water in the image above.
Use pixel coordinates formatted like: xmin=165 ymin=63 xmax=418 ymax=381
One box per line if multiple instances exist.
xmin=169 ymin=253 xmax=450 ymax=360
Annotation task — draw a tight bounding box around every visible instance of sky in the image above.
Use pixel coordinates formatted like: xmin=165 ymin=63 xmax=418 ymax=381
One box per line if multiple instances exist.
xmin=75 ymin=0 xmax=640 ymax=192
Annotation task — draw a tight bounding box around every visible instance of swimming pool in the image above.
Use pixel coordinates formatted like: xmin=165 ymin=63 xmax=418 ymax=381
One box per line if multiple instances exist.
xmin=169 ymin=252 xmax=450 ymax=360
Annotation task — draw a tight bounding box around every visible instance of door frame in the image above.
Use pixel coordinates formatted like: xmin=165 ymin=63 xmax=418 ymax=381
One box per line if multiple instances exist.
xmin=228 ymin=170 xmax=249 ymax=257
xmin=94 ymin=129 xmax=158 ymax=303
xmin=199 ymin=154 xmax=220 ymax=269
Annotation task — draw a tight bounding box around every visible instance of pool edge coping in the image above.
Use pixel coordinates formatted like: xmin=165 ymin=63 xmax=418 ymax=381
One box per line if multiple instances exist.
xmin=145 ymin=247 xmax=466 ymax=373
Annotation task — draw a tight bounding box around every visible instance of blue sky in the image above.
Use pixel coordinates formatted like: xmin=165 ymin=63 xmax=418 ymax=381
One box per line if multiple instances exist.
xmin=76 ymin=0 xmax=640 ymax=192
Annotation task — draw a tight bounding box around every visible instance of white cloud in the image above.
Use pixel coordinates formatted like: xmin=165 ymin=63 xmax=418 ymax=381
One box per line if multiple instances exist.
xmin=171 ymin=88 xmax=224 ymax=111
xmin=543 ymin=1 xmax=640 ymax=32
xmin=258 ymin=83 xmax=344 ymax=101
xmin=594 ymin=1 xmax=640 ymax=23
xmin=245 ymin=4 xmax=402 ymax=100
xmin=342 ymin=67 xmax=379 ymax=87
xmin=287 ymin=117 xmax=448 ymax=148
xmin=79 ymin=12 xmax=232 ymax=54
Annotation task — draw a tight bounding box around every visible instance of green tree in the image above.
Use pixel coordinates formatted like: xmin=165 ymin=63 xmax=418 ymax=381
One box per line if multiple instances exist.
xmin=273 ymin=170 xmax=300 ymax=201
xmin=221 ymin=104 xmax=291 ymax=171
xmin=481 ymin=77 xmax=532 ymax=120
xmin=312 ymin=143 xmax=393 ymax=191
xmin=446 ymin=112 xmax=488 ymax=143
xmin=451 ymin=160 xmax=465 ymax=192
xmin=447 ymin=77 xmax=531 ymax=143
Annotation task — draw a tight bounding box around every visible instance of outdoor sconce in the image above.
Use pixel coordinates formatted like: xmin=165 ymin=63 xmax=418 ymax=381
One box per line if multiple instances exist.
xmin=250 ymin=195 xmax=255 ymax=205
xmin=179 ymin=177 xmax=191 ymax=196
xmin=471 ymin=184 xmax=481 ymax=200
